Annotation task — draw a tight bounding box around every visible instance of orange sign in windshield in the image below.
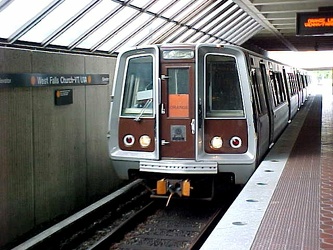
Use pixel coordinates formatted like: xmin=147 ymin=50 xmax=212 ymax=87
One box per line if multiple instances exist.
xmin=169 ymin=94 xmax=189 ymax=117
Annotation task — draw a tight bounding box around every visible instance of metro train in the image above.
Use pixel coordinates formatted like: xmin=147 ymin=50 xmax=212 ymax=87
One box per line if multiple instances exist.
xmin=107 ymin=43 xmax=310 ymax=200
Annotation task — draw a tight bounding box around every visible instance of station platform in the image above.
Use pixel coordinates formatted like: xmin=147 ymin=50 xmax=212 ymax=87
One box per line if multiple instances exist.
xmin=201 ymin=83 xmax=333 ymax=250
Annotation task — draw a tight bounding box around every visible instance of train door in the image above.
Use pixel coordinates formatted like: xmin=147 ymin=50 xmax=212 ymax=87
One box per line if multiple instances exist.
xmin=250 ymin=67 xmax=270 ymax=161
xmin=282 ymin=68 xmax=292 ymax=121
xmin=296 ymin=72 xmax=303 ymax=108
xmin=259 ymin=62 xmax=274 ymax=147
xmin=159 ymin=63 xmax=195 ymax=159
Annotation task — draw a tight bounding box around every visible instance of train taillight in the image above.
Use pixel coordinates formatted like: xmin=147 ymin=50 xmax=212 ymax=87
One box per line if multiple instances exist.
xmin=123 ymin=134 xmax=135 ymax=147
xmin=230 ymin=136 xmax=242 ymax=149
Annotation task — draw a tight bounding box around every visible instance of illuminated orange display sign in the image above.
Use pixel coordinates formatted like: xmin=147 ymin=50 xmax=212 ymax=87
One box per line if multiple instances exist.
xmin=297 ymin=12 xmax=333 ymax=36
xmin=304 ymin=17 xmax=333 ymax=28
xmin=169 ymin=94 xmax=189 ymax=117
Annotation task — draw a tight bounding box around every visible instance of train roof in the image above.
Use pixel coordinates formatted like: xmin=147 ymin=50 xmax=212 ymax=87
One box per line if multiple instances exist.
xmin=119 ymin=43 xmax=308 ymax=71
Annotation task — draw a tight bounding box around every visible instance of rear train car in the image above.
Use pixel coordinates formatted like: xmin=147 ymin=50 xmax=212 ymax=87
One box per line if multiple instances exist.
xmin=108 ymin=44 xmax=307 ymax=200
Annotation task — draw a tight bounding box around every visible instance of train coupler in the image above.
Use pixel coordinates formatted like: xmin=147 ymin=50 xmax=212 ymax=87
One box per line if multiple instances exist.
xmin=155 ymin=179 xmax=193 ymax=206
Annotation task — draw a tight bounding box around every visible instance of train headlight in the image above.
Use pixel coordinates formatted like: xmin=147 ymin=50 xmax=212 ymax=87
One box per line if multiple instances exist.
xmin=210 ymin=136 xmax=223 ymax=149
xmin=230 ymin=136 xmax=242 ymax=148
xmin=123 ymin=134 xmax=135 ymax=147
xmin=139 ymin=135 xmax=151 ymax=148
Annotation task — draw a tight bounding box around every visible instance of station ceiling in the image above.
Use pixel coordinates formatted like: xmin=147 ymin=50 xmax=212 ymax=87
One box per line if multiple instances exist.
xmin=242 ymin=0 xmax=333 ymax=52
xmin=0 ymin=0 xmax=332 ymax=56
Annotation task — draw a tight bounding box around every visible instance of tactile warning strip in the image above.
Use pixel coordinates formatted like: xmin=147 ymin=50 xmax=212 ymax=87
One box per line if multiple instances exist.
xmin=320 ymin=85 xmax=333 ymax=249
xmin=251 ymin=94 xmax=322 ymax=249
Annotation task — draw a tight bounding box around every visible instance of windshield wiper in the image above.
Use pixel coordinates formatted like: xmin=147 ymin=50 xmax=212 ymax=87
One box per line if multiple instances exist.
xmin=134 ymin=99 xmax=152 ymax=122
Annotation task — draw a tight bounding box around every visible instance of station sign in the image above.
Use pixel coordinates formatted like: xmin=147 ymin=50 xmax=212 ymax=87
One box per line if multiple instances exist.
xmin=0 ymin=73 xmax=109 ymax=88
xmin=296 ymin=11 xmax=333 ymax=36
xmin=55 ymin=89 xmax=73 ymax=106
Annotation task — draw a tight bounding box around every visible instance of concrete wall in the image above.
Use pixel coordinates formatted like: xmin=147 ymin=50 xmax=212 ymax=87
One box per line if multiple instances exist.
xmin=0 ymin=47 xmax=120 ymax=247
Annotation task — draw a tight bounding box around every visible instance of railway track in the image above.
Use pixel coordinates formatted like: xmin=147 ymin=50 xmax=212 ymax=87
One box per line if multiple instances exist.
xmin=83 ymin=186 xmax=237 ymax=249
xmin=11 ymin=179 xmax=151 ymax=250
xmin=108 ymin=200 xmax=227 ymax=250
xmin=76 ymin=201 xmax=158 ymax=249
xmin=11 ymin=180 xmax=238 ymax=250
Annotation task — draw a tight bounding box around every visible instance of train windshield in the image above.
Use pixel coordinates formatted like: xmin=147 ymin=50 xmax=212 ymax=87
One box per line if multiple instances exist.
xmin=121 ymin=55 xmax=154 ymax=117
xmin=205 ymin=54 xmax=244 ymax=117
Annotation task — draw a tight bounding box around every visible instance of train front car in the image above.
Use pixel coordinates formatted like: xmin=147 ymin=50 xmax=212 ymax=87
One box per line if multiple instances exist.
xmin=108 ymin=44 xmax=256 ymax=200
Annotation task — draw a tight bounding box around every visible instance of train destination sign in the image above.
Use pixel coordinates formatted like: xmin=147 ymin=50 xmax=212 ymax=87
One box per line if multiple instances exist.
xmin=0 ymin=73 xmax=109 ymax=88
xmin=297 ymin=11 xmax=333 ymax=36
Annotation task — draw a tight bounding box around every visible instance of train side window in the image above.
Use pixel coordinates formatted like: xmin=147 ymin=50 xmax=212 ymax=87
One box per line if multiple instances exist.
xmin=288 ymin=73 xmax=297 ymax=95
xmin=269 ymin=71 xmax=279 ymax=107
xmin=269 ymin=71 xmax=287 ymax=107
xmin=121 ymin=55 xmax=154 ymax=117
xmin=276 ymin=72 xmax=286 ymax=102
xmin=302 ymin=75 xmax=307 ymax=87
xmin=287 ymin=73 xmax=294 ymax=95
xmin=295 ymin=73 xmax=302 ymax=91
xmin=205 ymin=54 xmax=244 ymax=117
xmin=250 ymin=70 xmax=261 ymax=115
xmin=299 ymin=74 xmax=305 ymax=89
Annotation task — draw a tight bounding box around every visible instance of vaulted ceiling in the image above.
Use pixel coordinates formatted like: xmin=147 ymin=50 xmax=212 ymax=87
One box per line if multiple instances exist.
xmin=0 ymin=0 xmax=331 ymax=56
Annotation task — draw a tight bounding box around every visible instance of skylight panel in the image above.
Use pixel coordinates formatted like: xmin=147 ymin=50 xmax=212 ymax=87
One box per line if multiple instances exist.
xmin=172 ymin=29 xmax=198 ymax=43
xmin=98 ymin=12 xmax=152 ymax=52
xmin=147 ymin=21 xmax=175 ymax=43
xmin=174 ymin=1 xmax=236 ymax=43
xmin=77 ymin=6 xmax=137 ymax=50
xmin=232 ymin=22 xmax=260 ymax=44
xmin=185 ymin=0 xmax=221 ymax=26
xmin=130 ymin=18 xmax=166 ymax=46
xmin=200 ymin=4 xmax=238 ymax=33
xmin=177 ymin=30 xmax=197 ymax=43
xmin=20 ymin=0 xmax=93 ymax=43
xmin=235 ymin=24 xmax=262 ymax=44
xmin=235 ymin=23 xmax=256 ymax=41
xmin=209 ymin=8 xmax=243 ymax=35
xmin=130 ymin=0 xmax=153 ymax=8
xmin=161 ymin=0 xmax=194 ymax=19
xmin=223 ymin=15 xmax=252 ymax=39
xmin=195 ymin=34 xmax=213 ymax=43
xmin=0 ymin=0 xmax=263 ymax=54
xmin=192 ymin=0 xmax=232 ymax=29
xmin=145 ymin=0 xmax=174 ymax=13
xmin=216 ymin=12 xmax=247 ymax=38
xmin=187 ymin=4 xmax=238 ymax=43
xmin=0 ymin=0 xmax=53 ymax=38
xmin=51 ymin=0 xmax=118 ymax=47
xmin=187 ymin=32 xmax=208 ymax=43
xmin=163 ymin=26 xmax=188 ymax=43
xmin=206 ymin=36 xmax=219 ymax=44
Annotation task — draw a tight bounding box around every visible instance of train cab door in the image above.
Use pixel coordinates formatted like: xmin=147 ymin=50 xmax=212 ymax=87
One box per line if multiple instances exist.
xmin=159 ymin=63 xmax=195 ymax=159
